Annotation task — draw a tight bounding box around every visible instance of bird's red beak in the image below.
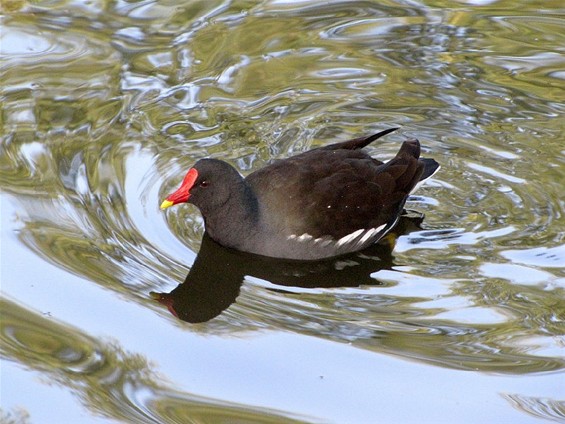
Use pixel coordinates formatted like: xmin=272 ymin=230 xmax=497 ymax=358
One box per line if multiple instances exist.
xmin=160 ymin=168 xmax=198 ymax=209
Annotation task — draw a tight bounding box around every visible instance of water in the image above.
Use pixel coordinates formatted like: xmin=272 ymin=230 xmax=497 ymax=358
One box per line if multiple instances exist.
xmin=1 ymin=0 xmax=564 ymax=422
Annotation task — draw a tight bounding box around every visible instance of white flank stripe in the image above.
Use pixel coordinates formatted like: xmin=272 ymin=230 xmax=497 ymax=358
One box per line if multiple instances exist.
xmin=314 ymin=237 xmax=334 ymax=247
xmin=358 ymin=228 xmax=377 ymax=245
xmin=297 ymin=233 xmax=313 ymax=242
xmin=359 ymin=224 xmax=387 ymax=245
xmin=288 ymin=223 xmax=389 ymax=250
xmin=336 ymin=228 xmax=364 ymax=247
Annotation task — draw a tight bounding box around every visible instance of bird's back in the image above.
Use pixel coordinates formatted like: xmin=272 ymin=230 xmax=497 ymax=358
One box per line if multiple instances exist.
xmin=246 ymin=135 xmax=431 ymax=247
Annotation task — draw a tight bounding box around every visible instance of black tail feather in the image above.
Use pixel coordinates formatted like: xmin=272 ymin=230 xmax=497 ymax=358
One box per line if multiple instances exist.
xmin=419 ymin=158 xmax=440 ymax=181
xmin=322 ymin=127 xmax=399 ymax=151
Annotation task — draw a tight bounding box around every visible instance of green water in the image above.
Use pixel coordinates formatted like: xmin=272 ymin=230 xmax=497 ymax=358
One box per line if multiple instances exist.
xmin=1 ymin=0 xmax=564 ymax=422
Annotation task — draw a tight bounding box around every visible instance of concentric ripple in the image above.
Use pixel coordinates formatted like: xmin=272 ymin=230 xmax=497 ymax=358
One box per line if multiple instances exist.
xmin=2 ymin=1 xmax=564 ymax=422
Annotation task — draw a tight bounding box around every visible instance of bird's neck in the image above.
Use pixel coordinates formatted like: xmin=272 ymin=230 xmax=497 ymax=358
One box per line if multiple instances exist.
xmin=203 ymin=180 xmax=261 ymax=251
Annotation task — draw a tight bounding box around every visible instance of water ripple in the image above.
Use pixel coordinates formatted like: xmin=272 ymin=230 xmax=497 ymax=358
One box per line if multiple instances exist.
xmin=2 ymin=298 xmax=303 ymax=422
xmin=2 ymin=2 xmax=565 ymax=421
xmin=504 ymin=394 xmax=565 ymax=423
xmin=1 ymin=298 xmax=110 ymax=382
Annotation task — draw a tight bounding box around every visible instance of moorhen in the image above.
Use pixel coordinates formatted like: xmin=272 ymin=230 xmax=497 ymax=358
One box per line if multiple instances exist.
xmin=160 ymin=128 xmax=439 ymax=260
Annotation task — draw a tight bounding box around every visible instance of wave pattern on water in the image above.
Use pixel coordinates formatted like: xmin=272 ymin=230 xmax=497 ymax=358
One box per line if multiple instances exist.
xmin=1 ymin=0 xmax=564 ymax=422
xmin=0 ymin=298 xmax=309 ymax=423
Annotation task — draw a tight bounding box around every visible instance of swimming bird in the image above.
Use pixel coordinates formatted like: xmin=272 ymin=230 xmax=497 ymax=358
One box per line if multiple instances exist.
xmin=161 ymin=128 xmax=439 ymax=260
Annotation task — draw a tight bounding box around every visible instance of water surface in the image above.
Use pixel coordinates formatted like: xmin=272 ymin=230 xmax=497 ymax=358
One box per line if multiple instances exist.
xmin=1 ymin=0 xmax=564 ymax=422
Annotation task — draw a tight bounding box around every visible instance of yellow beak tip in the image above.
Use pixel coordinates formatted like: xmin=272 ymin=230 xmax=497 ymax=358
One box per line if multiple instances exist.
xmin=160 ymin=200 xmax=174 ymax=210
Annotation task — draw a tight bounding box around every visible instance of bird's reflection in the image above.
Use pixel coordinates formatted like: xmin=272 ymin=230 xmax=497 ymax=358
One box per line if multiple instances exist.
xmin=152 ymin=215 xmax=424 ymax=323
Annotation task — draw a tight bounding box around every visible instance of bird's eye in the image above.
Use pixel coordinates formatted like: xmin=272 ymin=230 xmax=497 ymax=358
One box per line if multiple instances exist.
xmin=200 ymin=180 xmax=209 ymax=188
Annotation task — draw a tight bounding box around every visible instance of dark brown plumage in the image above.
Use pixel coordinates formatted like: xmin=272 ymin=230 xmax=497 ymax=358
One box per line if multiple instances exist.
xmin=161 ymin=128 xmax=439 ymax=260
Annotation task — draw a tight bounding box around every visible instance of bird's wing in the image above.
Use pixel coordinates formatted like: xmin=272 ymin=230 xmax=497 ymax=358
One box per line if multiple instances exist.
xmin=247 ymin=140 xmax=424 ymax=240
